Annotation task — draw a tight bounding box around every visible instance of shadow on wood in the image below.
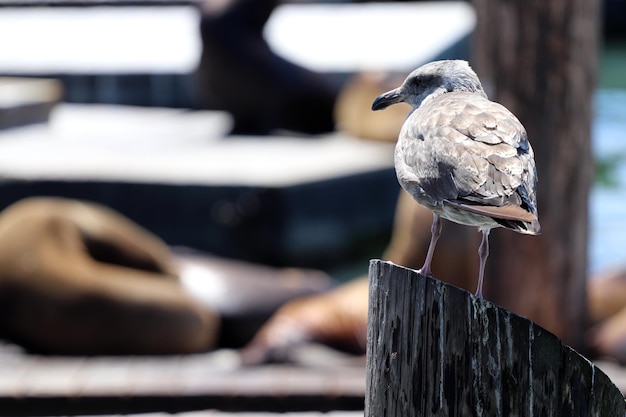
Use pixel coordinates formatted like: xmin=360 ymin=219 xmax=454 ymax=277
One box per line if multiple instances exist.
xmin=365 ymin=260 xmax=625 ymax=416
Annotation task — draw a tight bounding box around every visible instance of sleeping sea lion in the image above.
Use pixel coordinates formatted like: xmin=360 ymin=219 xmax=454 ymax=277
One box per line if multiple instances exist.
xmin=0 ymin=197 xmax=219 ymax=355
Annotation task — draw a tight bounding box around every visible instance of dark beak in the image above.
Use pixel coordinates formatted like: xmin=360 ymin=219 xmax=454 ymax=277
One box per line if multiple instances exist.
xmin=371 ymin=88 xmax=403 ymax=111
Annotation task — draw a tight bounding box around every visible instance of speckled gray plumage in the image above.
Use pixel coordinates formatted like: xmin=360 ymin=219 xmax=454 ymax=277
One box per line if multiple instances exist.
xmin=374 ymin=60 xmax=540 ymax=235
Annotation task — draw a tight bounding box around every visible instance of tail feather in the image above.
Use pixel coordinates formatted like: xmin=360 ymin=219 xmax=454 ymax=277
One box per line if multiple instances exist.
xmin=443 ymin=198 xmax=541 ymax=235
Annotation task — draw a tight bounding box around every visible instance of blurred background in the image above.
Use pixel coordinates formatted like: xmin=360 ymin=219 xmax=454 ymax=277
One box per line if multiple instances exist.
xmin=591 ymin=20 xmax=626 ymax=275
xmin=0 ymin=0 xmax=623 ymax=277
xmin=0 ymin=0 xmax=442 ymax=277
xmin=0 ymin=0 xmax=625 ymax=413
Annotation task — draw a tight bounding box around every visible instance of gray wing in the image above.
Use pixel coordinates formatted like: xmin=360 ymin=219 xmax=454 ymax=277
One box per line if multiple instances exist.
xmin=396 ymin=92 xmax=538 ymax=229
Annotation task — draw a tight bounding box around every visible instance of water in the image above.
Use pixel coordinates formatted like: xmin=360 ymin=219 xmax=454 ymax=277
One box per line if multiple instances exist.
xmin=589 ymin=89 xmax=626 ymax=274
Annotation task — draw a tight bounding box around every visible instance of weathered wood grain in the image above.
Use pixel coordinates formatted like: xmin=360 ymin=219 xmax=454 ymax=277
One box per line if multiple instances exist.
xmin=365 ymin=260 xmax=626 ymax=417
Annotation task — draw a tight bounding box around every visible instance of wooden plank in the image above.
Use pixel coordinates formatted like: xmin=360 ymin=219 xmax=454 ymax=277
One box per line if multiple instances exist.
xmin=74 ymin=412 xmax=364 ymax=417
xmin=365 ymin=260 xmax=626 ymax=416
xmin=0 ymin=343 xmax=365 ymax=415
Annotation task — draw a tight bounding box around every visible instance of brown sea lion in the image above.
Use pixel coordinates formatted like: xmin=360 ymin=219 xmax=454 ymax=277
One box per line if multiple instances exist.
xmin=587 ymin=267 xmax=626 ymax=363
xmin=240 ymin=277 xmax=369 ymax=364
xmin=0 ymin=197 xmax=335 ymax=355
xmin=0 ymin=197 xmax=219 ymax=355
xmin=334 ymin=72 xmax=409 ymax=142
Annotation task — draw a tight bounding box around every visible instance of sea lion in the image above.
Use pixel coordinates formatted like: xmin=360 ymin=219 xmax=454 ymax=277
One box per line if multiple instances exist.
xmin=0 ymin=197 xmax=219 ymax=355
xmin=196 ymin=0 xmax=338 ymax=135
xmin=240 ymin=277 xmax=369 ymax=365
xmin=587 ymin=267 xmax=626 ymax=363
xmin=0 ymin=197 xmax=336 ymax=355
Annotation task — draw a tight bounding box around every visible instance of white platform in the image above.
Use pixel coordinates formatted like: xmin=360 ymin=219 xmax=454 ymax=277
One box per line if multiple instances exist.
xmin=0 ymin=104 xmax=395 ymax=186
xmin=265 ymin=2 xmax=475 ymax=72
xmin=0 ymin=2 xmax=475 ymax=74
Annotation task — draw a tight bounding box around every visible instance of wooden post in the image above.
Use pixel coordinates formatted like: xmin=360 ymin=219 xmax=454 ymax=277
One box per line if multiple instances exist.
xmin=365 ymin=260 xmax=625 ymax=416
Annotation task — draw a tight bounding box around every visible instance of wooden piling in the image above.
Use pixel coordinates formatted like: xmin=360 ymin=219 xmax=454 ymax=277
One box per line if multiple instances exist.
xmin=472 ymin=0 xmax=598 ymax=348
xmin=365 ymin=259 xmax=625 ymax=417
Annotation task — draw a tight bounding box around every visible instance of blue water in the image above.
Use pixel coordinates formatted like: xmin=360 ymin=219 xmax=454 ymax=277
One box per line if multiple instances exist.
xmin=589 ymin=89 xmax=626 ymax=274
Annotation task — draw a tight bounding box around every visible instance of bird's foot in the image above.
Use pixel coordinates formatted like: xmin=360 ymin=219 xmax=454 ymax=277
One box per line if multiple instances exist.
xmin=416 ymin=268 xmax=434 ymax=278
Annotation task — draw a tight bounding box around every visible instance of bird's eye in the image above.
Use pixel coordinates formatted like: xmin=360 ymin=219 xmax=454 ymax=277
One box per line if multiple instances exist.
xmin=410 ymin=77 xmax=423 ymax=89
xmin=412 ymin=75 xmax=434 ymax=89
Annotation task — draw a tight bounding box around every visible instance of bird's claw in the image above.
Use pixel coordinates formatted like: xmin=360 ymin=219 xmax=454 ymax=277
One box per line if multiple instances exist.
xmin=416 ymin=268 xmax=434 ymax=278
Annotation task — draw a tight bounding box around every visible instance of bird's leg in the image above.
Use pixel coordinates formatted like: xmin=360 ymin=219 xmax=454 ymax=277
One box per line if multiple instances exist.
xmin=475 ymin=228 xmax=491 ymax=298
xmin=419 ymin=213 xmax=442 ymax=277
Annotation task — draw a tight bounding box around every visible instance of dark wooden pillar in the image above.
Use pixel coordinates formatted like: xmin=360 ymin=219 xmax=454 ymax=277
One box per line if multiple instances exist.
xmin=365 ymin=260 xmax=625 ymax=417
xmin=471 ymin=0 xmax=600 ymax=348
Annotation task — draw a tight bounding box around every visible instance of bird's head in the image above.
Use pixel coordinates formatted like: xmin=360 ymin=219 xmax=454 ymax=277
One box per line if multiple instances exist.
xmin=371 ymin=60 xmax=487 ymax=111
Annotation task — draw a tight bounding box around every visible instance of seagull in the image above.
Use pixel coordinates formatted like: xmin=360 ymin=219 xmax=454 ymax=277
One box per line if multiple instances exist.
xmin=372 ymin=60 xmax=540 ymax=298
